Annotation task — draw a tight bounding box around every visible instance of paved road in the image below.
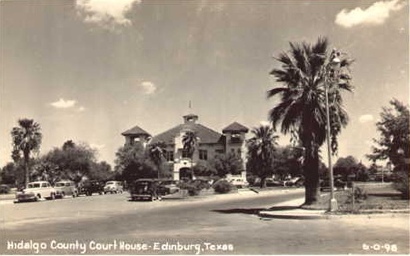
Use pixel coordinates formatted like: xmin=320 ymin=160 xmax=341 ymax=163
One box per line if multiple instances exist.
xmin=1 ymin=189 xmax=409 ymax=255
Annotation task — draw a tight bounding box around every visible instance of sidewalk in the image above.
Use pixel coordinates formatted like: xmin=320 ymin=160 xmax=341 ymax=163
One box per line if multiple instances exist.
xmin=258 ymin=197 xmax=410 ymax=220
xmin=258 ymin=197 xmax=327 ymax=219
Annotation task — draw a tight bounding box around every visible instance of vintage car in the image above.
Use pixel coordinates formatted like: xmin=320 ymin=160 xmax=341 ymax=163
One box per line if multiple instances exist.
xmin=320 ymin=178 xmax=347 ymax=191
xmin=78 ymin=180 xmax=105 ymax=196
xmin=129 ymin=179 xmax=161 ymax=201
xmin=227 ymin=177 xmax=249 ymax=188
xmin=0 ymin=184 xmax=10 ymax=194
xmin=54 ymin=180 xmax=78 ymax=198
xmin=157 ymin=179 xmax=180 ymax=195
xmin=104 ymin=181 xmax=124 ymax=194
xmin=15 ymin=181 xmax=56 ymax=202
xmin=283 ymin=176 xmax=304 ymax=187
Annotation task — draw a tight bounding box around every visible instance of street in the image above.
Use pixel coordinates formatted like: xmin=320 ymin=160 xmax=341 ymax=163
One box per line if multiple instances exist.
xmin=1 ymin=189 xmax=409 ymax=255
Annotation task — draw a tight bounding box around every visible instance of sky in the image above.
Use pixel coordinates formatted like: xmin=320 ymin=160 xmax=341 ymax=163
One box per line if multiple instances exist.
xmin=1 ymin=0 xmax=408 ymax=168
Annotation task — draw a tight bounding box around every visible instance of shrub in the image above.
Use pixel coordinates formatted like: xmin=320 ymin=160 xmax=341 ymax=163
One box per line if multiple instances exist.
xmin=346 ymin=186 xmax=368 ymax=204
xmin=393 ymin=170 xmax=409 ymax=199
xmin=212 ymin=179 xmax=232 ymax=194
xmin=178 ymin=179 xmax=210 ymax=196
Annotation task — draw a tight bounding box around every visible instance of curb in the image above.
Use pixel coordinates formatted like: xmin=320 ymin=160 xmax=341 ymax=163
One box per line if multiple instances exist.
xmin=259 ymin=210 xmax=326 ymax=220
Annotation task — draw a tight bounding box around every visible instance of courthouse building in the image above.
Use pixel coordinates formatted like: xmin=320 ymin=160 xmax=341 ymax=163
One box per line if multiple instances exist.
xmin=121 ymin=112 xmax=249 ymax=180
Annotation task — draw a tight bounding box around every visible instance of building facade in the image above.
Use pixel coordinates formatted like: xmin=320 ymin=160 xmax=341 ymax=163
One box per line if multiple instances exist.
xmin=121 ymin=113 xmax=249 ymax=180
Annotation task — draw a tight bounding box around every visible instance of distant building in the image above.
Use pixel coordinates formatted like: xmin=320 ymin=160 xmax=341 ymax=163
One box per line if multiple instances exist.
xmin=121 ymin=112 xmax=248 ymax=180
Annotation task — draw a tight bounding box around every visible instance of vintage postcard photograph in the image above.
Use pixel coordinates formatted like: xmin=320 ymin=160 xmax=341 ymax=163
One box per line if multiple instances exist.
xmin=0 ymin=0 xmax=409 ymax=255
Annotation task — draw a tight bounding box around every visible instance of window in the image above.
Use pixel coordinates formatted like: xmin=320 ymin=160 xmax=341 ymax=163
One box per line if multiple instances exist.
xmin=230 ymin=133 xmax=242 ymax=143
xmin=237 ymin=148 xmax=241 ymax=155
xmin=165 ymin=151 xmax=174 ymax=162
xmin=199 ymin=149 xmax=208 ymax=160
xmin=182 ymin=149 xmax=190 ymax=158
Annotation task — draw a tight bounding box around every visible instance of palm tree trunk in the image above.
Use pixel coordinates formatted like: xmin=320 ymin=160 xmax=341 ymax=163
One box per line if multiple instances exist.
xmin=303 ymin=151 xmax=320 ymax=205
xmin=24 ymin=150 xmax=30 ymax=187
xmin=259 ymin=176 xmax=266 ymax=188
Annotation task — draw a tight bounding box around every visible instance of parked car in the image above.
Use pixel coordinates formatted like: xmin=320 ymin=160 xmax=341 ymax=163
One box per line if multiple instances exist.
xmin=15 ymin=181 xmax=56 ymax=202
xmin=104 ymin=181 xmax=123 ymax=194
xmin=78 ymin=180 xmax=105 ymax=196
xmin=265 ymin=178 xmax=283 ymax=187
xmin=283 ymin=176 xmax=304 ymax=187
xmin=0 ymin=184 xmax=10 ymax=194
xmin=227 ymin=177 xmax=249 ymax=188
xmin=54 ymin=180 xmax=78 ymax=198
xmin=129 ymin=179 xmax=161 ymax=201
xmin=320 ymin=178 xmax=347 ymax=191
xmin=157 ymin=179 xmax=180 ymax=196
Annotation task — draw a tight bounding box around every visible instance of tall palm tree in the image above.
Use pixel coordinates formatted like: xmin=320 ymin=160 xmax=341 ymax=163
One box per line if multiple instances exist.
xmin=147 ymin=141 xmax=167 ymax=178
xmin=247 ymin=125 xmax=278 ymax=188
xmin=268 ymin=37 xmax=353 ymax=205
xmin=182 ymin=130 xmax=198 ymax=179
xmin=182 ymin=130 xmax=197 ymax=159
xmin=11 ymin=118 xmax=42 ymax=187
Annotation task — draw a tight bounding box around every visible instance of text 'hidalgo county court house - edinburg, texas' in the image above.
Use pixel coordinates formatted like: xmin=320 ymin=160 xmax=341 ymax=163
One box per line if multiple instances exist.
xmin=121 ymin=112 xmax=249 ymax=181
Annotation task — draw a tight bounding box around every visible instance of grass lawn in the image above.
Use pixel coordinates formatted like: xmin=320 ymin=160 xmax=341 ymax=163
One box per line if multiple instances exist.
xmin=303 ymin=182 xmax=409 ymax=213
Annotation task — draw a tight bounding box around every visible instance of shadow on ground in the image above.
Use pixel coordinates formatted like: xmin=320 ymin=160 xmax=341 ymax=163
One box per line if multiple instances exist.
xmin=212 ymin=205 xmax=300 ymax=215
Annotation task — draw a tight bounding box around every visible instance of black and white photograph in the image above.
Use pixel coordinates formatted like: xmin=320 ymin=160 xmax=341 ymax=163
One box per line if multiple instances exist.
xmin=0 ymin=0 xmax=409 ymax=255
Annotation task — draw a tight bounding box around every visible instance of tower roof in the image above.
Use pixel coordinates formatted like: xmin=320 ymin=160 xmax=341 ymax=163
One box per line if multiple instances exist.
xmin=222 ymin=122 xmax=249 ymax=133
xmin=121 ymin=125 xmax=151 ymax=137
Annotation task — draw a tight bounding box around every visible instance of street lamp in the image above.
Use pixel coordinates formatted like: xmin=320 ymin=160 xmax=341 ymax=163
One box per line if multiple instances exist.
xmin=325 ymin=50 xmax=341 ymax=212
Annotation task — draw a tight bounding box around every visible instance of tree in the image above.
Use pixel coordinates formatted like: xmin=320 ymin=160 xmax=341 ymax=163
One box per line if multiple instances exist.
xmin=114 ymin=144 xmax=156 ymax=184
xmin=0 ymin=162 xmax=24 ymax=185
xmin=209 ymin=153 xmax=243 ymax=178
xmin=333 ymin=155 xmax=359 ymax=180
xmin=367 ymin=99 xmax=409 ymax=198
xmin=89 ymin=161 xmax=114 ymax=181
xmin=181 ymin=130 xmax=198 ymax=179
xmin=11 ymin=118 xmax=42 ymax=186
xmin=62 ymin=140 xmax=75 ymax=151
xmin=272 ymin=146 xmax=303 ymax=179
xmin=147 ymin=141 xmax=167 ymax=178
xmin=41 ymin=142 xmax=97 ymax=183
xmin=182 ymin=130 xmax=198 ymax=159
xmin=268 ymin=37 xmax=353 ymax=205
xmin=192 ymin=160 xmax=217 ymax=177
xmin=246 ymin=124 xmax=278 ymax=188
xmin=367 ymin=99 xmax=409 ymax=167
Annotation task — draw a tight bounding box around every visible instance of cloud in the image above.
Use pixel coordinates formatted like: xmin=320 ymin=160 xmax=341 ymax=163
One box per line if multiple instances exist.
xmin=90 ymin=143 xmax=105 ymax=150
xmin=77 ymin=106 xmax=86 ymax=112
xmin=139 ymin=81 xmax=157 ymax=95
xmin=76 ymin=0 xmax=141 ymax=29
xmin=50 ymin=98 xmax=77 ymax=109
xmin=259 ymin=121 xmax=271 ymax=127
xmin=359 ymin=114 xmax=374 ymax=123
xmin=335 ymin=0 xmax=406 ymax=28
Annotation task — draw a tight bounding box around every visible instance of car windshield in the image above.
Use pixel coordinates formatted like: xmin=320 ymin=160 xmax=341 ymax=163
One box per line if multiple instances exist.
xmin=55 ymin=183 xmax=64 ymax=187
xmin=28 ymin=183 xmax=40 ymax=188
xmin=106 ymin=182 xmax=114 ymax=185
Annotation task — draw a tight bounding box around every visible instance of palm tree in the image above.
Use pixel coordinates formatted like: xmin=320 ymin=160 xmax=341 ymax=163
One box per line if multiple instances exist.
xmin=11 ymin=118 xmax=42 ymax=187
xmin=182 ymin=130 xmax=198 ymax=179
xmin=182 ymin=130 xmax=197 ymax=159
xmin=147 ymin=141 xmax=167 ymax=178
xmin=246 ymin=125 xmax=278 ymax=188
xmin=268 ymin=37 xmax=353 ymax=205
